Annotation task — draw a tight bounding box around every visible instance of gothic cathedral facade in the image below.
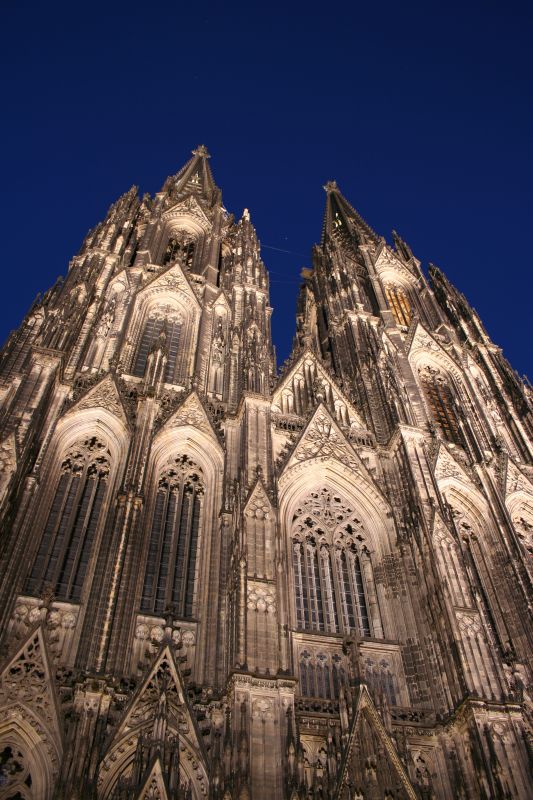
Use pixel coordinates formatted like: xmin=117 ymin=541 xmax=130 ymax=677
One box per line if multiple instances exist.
xmin=0 ymin=147 xmax=531 ymax=799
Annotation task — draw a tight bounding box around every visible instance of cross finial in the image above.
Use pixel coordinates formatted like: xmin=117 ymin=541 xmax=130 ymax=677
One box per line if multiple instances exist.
xmin=192 ymin=144 xmax=210 ymax=158
xmin=323 ymin=180 xmax=338 ymax=193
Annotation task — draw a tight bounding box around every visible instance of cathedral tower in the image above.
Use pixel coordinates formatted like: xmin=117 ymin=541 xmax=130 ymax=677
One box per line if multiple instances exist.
xmin=0 ymin=149 xmax=531 ymax=799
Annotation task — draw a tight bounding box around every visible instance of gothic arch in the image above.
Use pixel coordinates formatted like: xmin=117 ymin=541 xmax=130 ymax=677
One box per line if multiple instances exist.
xmin=83 ymin=274 xmax=131 ymax=372
xmin=378 ymin=267 xmax=417 ymax=328
xmin=136 ymin=424 xmax=224 ymax=675
xmin=0 ymin=629 xmax=63 ymax=800
xmin=279 ymin=465 xmax=394 ymax=640
xmin=154 ymin=210 xmax=210 ymax=269
xmin=123 ymin=269 xmax=200 ymax=386
xmin=409 ymin=347 xmax=468 ymax=445
xmin=0 ymin=717 xmax=56 ymax=800
xmin=440 ymin=481 xmax=490 ymax=533
xmin=22 ymin=408 xmax=129 ymax=609
xmin=207 ymin=295 xmax=230 ymax=399
xmin=506 ymin=492 xmax=533 ymax=557
xmin=279 ymin=461 xmax=394 ymax=555
xmin=97 ymin=648 xmax=209 ymax=800
xmin=97 ymin=732 xmax=208 ymax=800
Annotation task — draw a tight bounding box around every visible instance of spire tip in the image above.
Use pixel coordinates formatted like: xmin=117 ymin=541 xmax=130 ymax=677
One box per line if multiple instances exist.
xmin=192 ymin=144 xmax=210 ymax=158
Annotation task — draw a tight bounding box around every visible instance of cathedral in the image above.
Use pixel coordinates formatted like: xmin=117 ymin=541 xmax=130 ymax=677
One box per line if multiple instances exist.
xmin=0 ymin=145 xmax=532 ymax=800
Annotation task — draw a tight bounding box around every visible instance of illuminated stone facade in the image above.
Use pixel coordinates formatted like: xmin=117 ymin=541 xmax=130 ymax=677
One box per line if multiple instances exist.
xmin=0 ymin=148 xmax=531 ymax=799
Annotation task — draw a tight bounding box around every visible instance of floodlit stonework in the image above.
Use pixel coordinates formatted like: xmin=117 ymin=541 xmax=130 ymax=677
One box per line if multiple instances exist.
xmin=0 ymin=147 xmax=531 ymax=799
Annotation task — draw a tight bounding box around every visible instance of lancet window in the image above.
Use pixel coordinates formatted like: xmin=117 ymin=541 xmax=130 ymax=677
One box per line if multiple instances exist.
xmin=418 ymin=365 xmax=464 ymax=446
xmin=132 ymin=310 xmax=183 ymax=384
xmin=140 ymin=455 xmax=204 ymax=618
xmin=163 ymin=234 xmax=195 ymax=269
xmin=291 ymin=488 xmax=378 ymax=637
xmin=25 ymin=436 xmax=110 ymax=602
xmin=299 ymin=650 xmax=346 ymax=699
xmin=385 ymin=284 xmax=413 ymax=327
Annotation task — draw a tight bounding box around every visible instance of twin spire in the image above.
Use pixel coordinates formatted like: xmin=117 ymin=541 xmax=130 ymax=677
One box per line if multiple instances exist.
xmin=168 ymin=146 xmax=397 ymax=250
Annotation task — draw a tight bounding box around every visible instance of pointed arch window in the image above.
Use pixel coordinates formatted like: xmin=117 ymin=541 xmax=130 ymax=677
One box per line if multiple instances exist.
xmin=291 ymin=488 xmax=375 ymax=637
xmin=419 ymin=365 xmax=464 ymax=446
xmin=385 ymin=285 xmax=413 ymax=327
xmin=163 ymin=235 xmax=195 ymax=269
xmin=132 ymin=311 xmax=183 ymax=384
xmin=141 ymin=455 xmax=204 ymax=618
xmin=25 ymin=437 xmax=110 ymax=602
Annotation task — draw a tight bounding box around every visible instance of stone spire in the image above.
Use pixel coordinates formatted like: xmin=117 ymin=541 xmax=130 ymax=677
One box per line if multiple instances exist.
xmin=162 ymin=143 xmax=221 ymax=207
xmin=321 ymin=179 xmax=379 ymax=246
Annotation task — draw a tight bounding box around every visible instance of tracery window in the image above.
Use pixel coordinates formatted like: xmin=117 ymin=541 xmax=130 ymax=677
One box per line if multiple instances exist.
xmin=418 ymin=365 xmax=464 ymax=446
xmin=385 ymin=285 xmax=413 ymax=327
xmin=291 ymin=488 xmax=377 ymax=637
xmin=140 ymin=455 xmax=204 ymax=618
xmin=132 ymin=310 xmax=183 ymax=384
xmin=0 ymin=745 xmax=32 ymax=799
xmin=163 ymin=235 xmax=195 ymax=269
xmin=25 ymin=437 xmax=110 ymax=602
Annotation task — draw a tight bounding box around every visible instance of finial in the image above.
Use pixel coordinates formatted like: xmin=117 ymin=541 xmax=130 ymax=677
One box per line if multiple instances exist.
xmin=192 ymin=144 xmax=210 ymax=158
xmin=242 ymin=208 xmax=250 ymax=221
xmin=323 ymin=180 xmax=338 ymax=194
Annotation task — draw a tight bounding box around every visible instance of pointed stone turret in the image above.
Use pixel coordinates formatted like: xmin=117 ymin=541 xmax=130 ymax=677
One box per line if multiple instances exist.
xmin=163 ymin=144 xmax=221 ymax=207
xmin=321 ymin=180 xmax=379 ymax=247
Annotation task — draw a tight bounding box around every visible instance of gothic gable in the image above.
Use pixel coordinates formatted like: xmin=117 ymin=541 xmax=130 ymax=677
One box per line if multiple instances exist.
xmin=115 ymin=646 xmax=199 ymax=743
xmin=433 ymin=442 xmax=474 ymax=488
xmin=162 ymin=195 xmax=211 ymax=232
xmin=157 ymin=391 xmax=220 ymax=445
xmin=244 ymin=477 xmax=273 ymax=519
xmin=137 ymin=263 xmax=201 ymax=312
xmin=0 ymin=626 xmax=63 ymax=762
xmin=210 ymin=289 xmax=231 ymax=314
xmin=336 ymin=685 xmax=417 ymax=800
xmin=0 ymin=431 xmax=17 ymax=506
xmin=68 ymin=374 xmax=128 ymax=427
xmin=100 ymin=647 xmax=209 ymax=800
xmin=282 ymin=404 xmax=359 ymax=473
xmin=373 ymin=242 xmax=415 ymax=283
xmin=504 ymin=458 xmax=533 ymax=498
xmin=136 ymin=758 xmax=170 ymax=800
xmin=272 ymin=349 xmax=366 ymax=430
xmin=407 ymin=321 xmax=455 ymax=364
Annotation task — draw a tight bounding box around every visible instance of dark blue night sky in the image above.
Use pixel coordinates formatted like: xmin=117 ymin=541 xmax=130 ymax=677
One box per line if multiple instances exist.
xmin=1 ymin=1 xmax=531 ymax=375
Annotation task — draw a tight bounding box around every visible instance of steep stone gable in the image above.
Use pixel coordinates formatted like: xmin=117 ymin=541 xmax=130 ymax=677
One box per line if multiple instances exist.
xmin=282 ymin=404 xmax=360 ymax=474
xmin=114 ymin=647 xmax=202 ymax=750
xmin=69 ymin=374 xmax=128 ymax=425
xmin=373 ymin=243 xmax=415 ymax=282
xmin=272 ymin=349 xmax=366 ymax=430
xmin=0 ymin=431 xmax=17 ymax=506
xmin=505 ymin=458 xmax=533 ymax=497
xmin=136 ymin=758 xmax=170 ymax=800
xmin=162 ymin=195 xmax=211 ymax=230
xmin=280 ymin=405 xmax=386 ymax=514
xmin=336 ymin=685 xmax=417 ymax=800
xmin=433 ymin=443 xmax=474 ymax=487
xmin=244 ymin=478 xmax=273 ymax=519
xmin=0 ymin=626 xmax=63 ymax=760
xmin=157 ymin=391 xmax=220 ymax=443
xmin=137 ymin=263 xmax=201 ymax=311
